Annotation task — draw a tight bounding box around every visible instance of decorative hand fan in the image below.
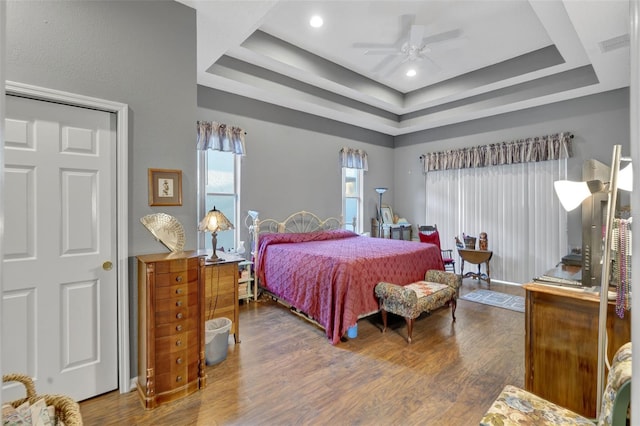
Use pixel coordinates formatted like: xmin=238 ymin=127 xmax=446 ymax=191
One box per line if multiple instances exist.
xmin=140 ymin=213 xmax=185 ymax=252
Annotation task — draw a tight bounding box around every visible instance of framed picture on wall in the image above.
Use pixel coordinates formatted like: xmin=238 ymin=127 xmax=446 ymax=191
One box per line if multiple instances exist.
xmin=148 ymin=168 xmax=182 ymax=206
xmin=381 ymin=204 xmax=394 ymax=224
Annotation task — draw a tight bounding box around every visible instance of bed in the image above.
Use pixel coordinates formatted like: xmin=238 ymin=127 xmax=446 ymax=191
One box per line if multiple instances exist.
xmin=254 ymin=211 xmax=445 ymax=344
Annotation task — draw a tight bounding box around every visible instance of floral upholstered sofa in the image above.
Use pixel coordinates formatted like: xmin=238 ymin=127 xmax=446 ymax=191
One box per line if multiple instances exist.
xmin=480 ymin=341 xmax=631 ymax=425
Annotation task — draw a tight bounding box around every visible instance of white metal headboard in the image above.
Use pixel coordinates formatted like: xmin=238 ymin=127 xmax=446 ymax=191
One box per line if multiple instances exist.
xmin=254 ymin=211 xmax=343 ymax=237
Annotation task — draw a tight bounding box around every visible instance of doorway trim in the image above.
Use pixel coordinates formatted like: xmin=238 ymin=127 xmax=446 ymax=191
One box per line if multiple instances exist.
xmin=5 ymin=81 xmax=131 ymax=394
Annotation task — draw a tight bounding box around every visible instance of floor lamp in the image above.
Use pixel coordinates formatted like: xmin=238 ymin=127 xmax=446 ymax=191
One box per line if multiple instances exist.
xmin=596 ymin=146 xmax=620 ymax=417
xmin=554 ymin=144 xmax=633 ymax=416
xmin=375 ymin=187 xmax=387 ymax=237
xmin=244 ymin=209 xmax=260 ymax=258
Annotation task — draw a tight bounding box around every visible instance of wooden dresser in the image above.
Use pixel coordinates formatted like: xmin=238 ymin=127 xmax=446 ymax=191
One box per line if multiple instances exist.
xmin=203 ymin=257 xmax=241 ymax=343
xmin=523 ymin=282 xmax=631 ymax=418
xmin=137 ymin=251 xmax=206 ymax=409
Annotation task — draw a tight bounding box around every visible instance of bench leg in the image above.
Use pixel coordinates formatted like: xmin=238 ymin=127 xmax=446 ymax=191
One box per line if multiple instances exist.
xmin=451 ymin=297 xmax=457 ymax=321
xmin=381 ymin=309 xmax=388 ymax=333
xmin=405 ymin=317 xmax=414 ymax=344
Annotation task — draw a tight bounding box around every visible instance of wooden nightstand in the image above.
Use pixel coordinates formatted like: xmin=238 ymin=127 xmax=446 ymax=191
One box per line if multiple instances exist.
xmin=203 ymin=255 xmax=241 ymax=343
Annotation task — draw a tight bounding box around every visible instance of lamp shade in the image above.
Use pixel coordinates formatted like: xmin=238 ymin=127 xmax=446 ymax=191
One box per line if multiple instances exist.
xmin=618 ymin=163 xmax=633 ymax=191
xmin=198 ymin=207 xmax=234 ymax=233
xmin=553 ymin=179 xmax=605 ymax=211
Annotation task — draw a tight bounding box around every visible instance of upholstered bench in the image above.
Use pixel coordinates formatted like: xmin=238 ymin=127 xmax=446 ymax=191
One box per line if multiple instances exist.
xmin=374 ymin=270 xmax=461 ymax=343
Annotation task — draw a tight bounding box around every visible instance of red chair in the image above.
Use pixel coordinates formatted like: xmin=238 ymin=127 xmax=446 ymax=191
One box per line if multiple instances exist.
xmin=418 ymin=225 xmax=456 ymax=273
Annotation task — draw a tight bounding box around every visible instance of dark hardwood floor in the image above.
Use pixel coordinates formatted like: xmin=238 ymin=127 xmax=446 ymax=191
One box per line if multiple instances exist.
xmin=80 ymin=279 xmax=525 ymax=425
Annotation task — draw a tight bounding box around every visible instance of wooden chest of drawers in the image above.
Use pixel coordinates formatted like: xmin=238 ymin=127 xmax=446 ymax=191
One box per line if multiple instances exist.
xmin=136 ymin=251 xmax=206 ymax=409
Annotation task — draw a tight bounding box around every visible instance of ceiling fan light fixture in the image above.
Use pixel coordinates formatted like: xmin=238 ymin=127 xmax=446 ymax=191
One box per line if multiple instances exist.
xmin=309 ymin=15 xmax=323 ymax=28
xmin=406 ymin=69 xmax=417 ymax=77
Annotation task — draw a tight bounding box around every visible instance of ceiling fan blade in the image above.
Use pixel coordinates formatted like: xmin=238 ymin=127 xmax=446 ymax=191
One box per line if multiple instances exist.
xmin=399 ymin=14 xmax=416 ymax=36
xmin=353 ymin=42 xmax=395 ymax=49
xmin=355 ymin=14 xmax=416 ymax=51
xmin=382 ymin=57 xmax=405 ymax=78
xmin=409 ymin=25 xmax=425 ymax=47
xmin=420 ymin=55 xmax=442 ymax=73
xmin=373 ymin=54 xmax=403 ymax=75
xmin=422 ymin=29 xmax=463 ymax=46
xmin=425 ymin=35 xmax=468 ymax=52
xmin=364 ymin=49 xmax=401 ymax=55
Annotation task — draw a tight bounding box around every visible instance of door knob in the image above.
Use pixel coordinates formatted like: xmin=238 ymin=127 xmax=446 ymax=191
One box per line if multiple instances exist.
xmin=102 ymin=261 xmax=113 ymax=271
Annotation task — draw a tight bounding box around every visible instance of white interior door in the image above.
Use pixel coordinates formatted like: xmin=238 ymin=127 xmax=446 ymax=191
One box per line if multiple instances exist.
xmin=2 ymin=94 xmax=118 ymax=401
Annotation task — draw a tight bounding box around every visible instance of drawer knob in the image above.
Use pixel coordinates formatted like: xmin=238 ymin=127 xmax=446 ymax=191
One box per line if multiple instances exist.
xmin=176 ymin=288 xmax=183 ymax=295
xmin=176 ymin=339 xmax=182 ymax=346
xmin=176 ymin=275 xmax=183 ymax=282
xmin=176 ymin=325 xmax=182 ymax=331
xmin=176 ymin=376 xmax=183 ymax=382
xmin=176 ymin=357 xmax=183 ymax=365
xmin=176 ymin=312 xmax=183 ymax=319
xmin=176 ymin=300 xmax=183 ymax=307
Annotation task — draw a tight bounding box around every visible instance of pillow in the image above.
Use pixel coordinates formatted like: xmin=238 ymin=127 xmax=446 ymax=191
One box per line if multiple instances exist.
xmin=405 ymin=281 xmax=449 ymax=298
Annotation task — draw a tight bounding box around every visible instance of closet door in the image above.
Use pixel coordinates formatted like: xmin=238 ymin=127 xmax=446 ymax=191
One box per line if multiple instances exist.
xmin=3 ymin=94 xmax=118 ymax=401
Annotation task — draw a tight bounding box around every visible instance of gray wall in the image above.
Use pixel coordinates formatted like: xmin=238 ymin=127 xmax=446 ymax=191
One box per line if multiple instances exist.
xmin=6 ymin=0 xmax=197 ymax=380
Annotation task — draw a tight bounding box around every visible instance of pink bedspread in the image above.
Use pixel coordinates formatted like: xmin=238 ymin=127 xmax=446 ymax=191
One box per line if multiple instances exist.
xmin=256 ymin=229 xmax=444 ymax=344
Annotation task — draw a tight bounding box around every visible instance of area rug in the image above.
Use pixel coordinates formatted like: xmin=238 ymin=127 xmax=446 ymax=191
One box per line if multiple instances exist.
xmin=459 ymin=289 xmax=525 ymax=313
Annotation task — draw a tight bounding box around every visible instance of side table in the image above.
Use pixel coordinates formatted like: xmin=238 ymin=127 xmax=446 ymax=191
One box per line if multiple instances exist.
xmin=458 ymin=248 xmax=493 ymax=286
xmin=203 ymin=255 xmax=241 ymax=343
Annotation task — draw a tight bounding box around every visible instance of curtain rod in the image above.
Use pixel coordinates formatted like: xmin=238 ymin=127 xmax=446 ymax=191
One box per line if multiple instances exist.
xmin=418 ymin=133 xmax=573 ymax=161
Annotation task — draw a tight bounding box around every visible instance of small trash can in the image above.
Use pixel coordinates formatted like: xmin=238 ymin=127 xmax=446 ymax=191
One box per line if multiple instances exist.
xmin=205 ymin=317 xmax=232 ymax=365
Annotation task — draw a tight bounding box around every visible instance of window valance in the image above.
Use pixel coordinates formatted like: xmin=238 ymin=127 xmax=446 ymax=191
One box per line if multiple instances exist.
xmin=197 ymin=121 xmax=246 ymax=155
xmin=339 ymin=147 xmax=368 ymax=170
xmin=421 ymin=132 xmax=573 ymax=173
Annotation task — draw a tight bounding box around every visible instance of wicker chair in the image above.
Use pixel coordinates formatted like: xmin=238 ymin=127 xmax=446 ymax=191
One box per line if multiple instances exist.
xmin=480 ymin=341 xmax=631 ymax=425
xmin=3 ymin=373 xmax=83 ymax=426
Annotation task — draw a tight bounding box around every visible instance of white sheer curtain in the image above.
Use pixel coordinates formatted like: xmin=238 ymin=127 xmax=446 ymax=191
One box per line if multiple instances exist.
xmin=425 ymin=159 xmax=568 ymax=284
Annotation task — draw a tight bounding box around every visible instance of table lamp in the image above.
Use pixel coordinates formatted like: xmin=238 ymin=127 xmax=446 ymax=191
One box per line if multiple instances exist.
xmin=198 ymin=206 xmax=234 ymax=261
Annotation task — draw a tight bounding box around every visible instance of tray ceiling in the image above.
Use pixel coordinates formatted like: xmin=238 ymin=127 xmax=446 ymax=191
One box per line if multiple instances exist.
xmin=180 ymin=0 xmax=631 ymax=136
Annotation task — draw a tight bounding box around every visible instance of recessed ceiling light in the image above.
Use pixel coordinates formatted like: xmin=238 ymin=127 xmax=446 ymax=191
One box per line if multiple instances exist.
xmin=406 ymin=69 xmax=417 ymax=77
xmin=310 ymin=15 xmax=323 ymax=28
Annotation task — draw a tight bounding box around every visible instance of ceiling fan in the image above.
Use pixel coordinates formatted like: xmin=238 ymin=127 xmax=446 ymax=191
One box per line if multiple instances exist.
xmin=353 ymin=15 xmax=464 ymax=77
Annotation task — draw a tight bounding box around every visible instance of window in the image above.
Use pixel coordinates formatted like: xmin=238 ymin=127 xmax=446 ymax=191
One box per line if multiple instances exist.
xmin=198 ymin=149 xmax=240 ymax=252
xmin=425 ymin=160 xmax=567 ymax=284
xmin=342 ymin=167 xmax=363 ymax=232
